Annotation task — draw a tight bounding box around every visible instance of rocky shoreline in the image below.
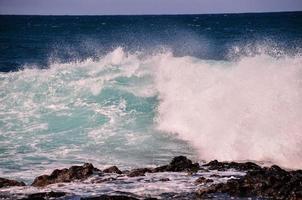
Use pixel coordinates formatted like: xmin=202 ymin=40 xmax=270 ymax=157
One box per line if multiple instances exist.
xmin=0 ymin=156 xmax=301 ymax=200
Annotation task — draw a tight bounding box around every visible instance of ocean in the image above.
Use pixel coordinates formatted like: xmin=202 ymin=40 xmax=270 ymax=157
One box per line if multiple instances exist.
xmin=0 ymin=12 xmax=302 ymax=187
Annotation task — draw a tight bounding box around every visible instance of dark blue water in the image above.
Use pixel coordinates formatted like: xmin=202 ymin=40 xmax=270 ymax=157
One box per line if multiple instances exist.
xmin=1 ymin=12 xmax=302 ymax=72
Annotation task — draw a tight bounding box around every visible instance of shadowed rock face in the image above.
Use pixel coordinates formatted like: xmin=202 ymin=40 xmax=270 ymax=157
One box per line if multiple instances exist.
xmin=203 ymin=160 xmax=262 ymax=171
xmin=127 ymin=168 xmax=153 ymax=177
xmin=31 ymin=163 xmax=101 ymax=187
xmin=81 ymin=195 xmax=140 ymax=200
xmin=0 ymin=177 xmax=25 ymax=188
xmin=198 ymin=165 xmax=302 ymax=200
xmin=154 ymin=156 xmax=200 ymax=172
xmin=20 ymin=191 xmax=66 ymax=200
xmin=127 ymin=156 xmax=200 ymax=177
xmin=103 ymin=166 xmax=122 ymax=174
xmin=194 ymin=177 xmax=213 ymax=185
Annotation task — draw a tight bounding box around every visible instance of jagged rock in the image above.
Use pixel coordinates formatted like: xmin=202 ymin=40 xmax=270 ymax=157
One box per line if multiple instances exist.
xmin=122 ymin=170 xmax=130 ymax=174
xmin=197 ymin=165 xmax=302 ymax=199
xmin=104 ymin=156 xmax=198 ymax=178
xmin=91 ymin=177 xmax=117 ymax=183
xmin=127 ymin=168 xmax=153 ymax=177
xmin=31 ymin=163 xmax=101 ymax=187
xmin=209 ymin=174 xmax=221 ymax=178
xmin=154 ymin=156 xmax=200 ymax=172
xmin=103 ymin=166 xmax=122 ymax=174
xmin=196 ymin=184 xmax=222 ymax=196
xmin=203 ymin=160 xmax=262 ymax=171
xmin=81 ymin=195 xmax=140 ymax=200
xmin=20 ymin=191 xmax=66 ymax=200
xmin=194 ymin=177 xmax=213 ymax=185
xmin=152 ymin=165 xmax=168 ymax=172
xmin=158 ymin=192 xmax=199 ymax=200
xmin=159 ymin=178 xmax=170 ymax=182
xmin=0 ymin=177 xmax=26 ymax=188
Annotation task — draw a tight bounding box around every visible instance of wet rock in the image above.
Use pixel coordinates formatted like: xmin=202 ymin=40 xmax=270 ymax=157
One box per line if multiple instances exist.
xmin=168 ymin=156 xmax=200 ymax=172
xmin=81 ymin=195 xmax=140 ymax=200
xmin=103 ymin=166 xmax=122 ymax=174
xmin=0 ymin=177 xmax=26 ymax=188
xmin=21 ymin=191 xmax=66 ymax=200
xmin=32 ymin=163 xmax=101 ymax=187
xmin=127 ymin=168 xmax=153 ymax=177
xmin=203 ymin=160 xmax=262 ymax=171
xmin=91 ymin=177 xmax=117 ymax=183
xmin=194 ymin=177 xmax=213 ymax=185
xmin=209 ymin=174 xmax=221 ymax=178
xmin=154 ymin=156 xmax=200 ymax=173
xmin=158 ymin=192 xmax=199 ymax=200
xmin=197 ymin=165 xmax=302 ymax=199
xmin=121 ymin=170 xmax=130 ymax=174
xmin=159 ymin=178 xmax=170 ymax=182
xmin=152 ymin=165 xmax=169 ymax=172
xmin=196 ymin=184 xmax=223 ymax=196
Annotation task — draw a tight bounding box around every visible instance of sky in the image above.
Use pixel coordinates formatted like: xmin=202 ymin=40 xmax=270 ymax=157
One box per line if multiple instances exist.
xmin=0 ymin=0 xmax=302 ymax=15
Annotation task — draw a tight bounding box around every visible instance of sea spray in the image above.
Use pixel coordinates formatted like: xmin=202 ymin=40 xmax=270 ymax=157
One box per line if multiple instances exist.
xmin=155 ymin=53 xmax=302 ymax=169
xmin=0 ymin=48 xmax=301 ymax=183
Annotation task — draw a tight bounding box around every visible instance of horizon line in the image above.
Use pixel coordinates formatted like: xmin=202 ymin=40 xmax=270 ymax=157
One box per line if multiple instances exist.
xmin=1 ymin=10 xmax=302 ymax=16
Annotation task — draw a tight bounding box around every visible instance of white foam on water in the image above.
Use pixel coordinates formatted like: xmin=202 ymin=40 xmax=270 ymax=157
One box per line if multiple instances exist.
xmin=0 ymin=47 xmax=301 ymax=185
xmin=0 ymin=169 xmax=245 ymax=198
xmin=154 ymin=53 xmax=302 ymax=169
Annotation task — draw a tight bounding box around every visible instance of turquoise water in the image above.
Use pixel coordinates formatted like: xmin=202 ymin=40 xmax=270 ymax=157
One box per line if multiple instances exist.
xmin=0 ymin=49 xmax=196 ymax=182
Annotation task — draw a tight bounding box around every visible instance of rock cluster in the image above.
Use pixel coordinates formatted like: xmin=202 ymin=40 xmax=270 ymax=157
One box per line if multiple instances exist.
xmin=81 ymin=195 xmax=140 ymax=200
xmin=203 ymin=159 xmax=262 ymax=171
xmin=0 ymin=177 xmax=25 ymax=188
xmin=103 ymin=166 xmax=122 ymax=174
xmin=31 ymin=163 xmax=101 ymax=187
xmin=198 ymin=164 xmax=302 ymax=200
xmin=194 ymin=177 xmax=213 ymax=185
xmin=126 ymin=156 xmax=200 ymax=177
xmin=20 ymin=191 xmax=66 ymax=200
xmin=1 ymin=156 xmax=301 ymax=200
xmin=153 ymin=156 xmax=200 ymax=173
xmin=127 ymin=168 xmax=153 ymax=177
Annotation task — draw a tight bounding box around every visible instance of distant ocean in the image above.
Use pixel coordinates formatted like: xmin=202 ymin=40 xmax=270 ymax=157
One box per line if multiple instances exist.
xmin=0 ymin=12 xmax=302 ymax=184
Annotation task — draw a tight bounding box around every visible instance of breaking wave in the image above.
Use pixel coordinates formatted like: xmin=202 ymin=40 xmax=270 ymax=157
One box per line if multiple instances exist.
xmin=0 ymin=47 xmax=301 ymax=181
xmin=155 ymin=51 xmax=302 ymax=169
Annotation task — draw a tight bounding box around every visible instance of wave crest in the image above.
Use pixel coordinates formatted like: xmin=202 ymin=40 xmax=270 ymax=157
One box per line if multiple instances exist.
xmin=155 ymin=53 xmax=302 ymax=169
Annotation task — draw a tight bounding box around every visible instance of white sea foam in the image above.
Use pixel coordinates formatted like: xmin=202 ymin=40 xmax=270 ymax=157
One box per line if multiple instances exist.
xmin=154 ymin=53 xmax=302 ymax=169
xmin=0 ymin=47 xmax=301 ymax=182
xmin=0 ymin=168 xmax=245 ymax=198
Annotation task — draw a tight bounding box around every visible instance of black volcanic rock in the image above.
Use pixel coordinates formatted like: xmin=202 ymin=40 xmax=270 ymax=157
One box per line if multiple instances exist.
xmin=127 ymin=168 xmax=153 ymax=177
xmin=21 ymin=191 xmax=66 ymax=200
xmin=81 ymin=195 xmax=140 ymax=200
xmin=31 ymin=163 xmax=101 ymax=187
xmin=0 ymin=177 xmax=25 ymax=188
xmin=197 ymin=165 xmax=302 ymax=200
xmin=159 ymin=178 xmax=170 ymax=182
xmin=203 ymin=160 xmax=262 ymax=171
xmin=194 ymin=177 xmax=213 ymax=185
xmin=103 ymin=166 xmax=122 ymax=174
xmin=2 ymin=156 xmax=302 ymax=200
xmin=154 ymin=156 xmax=200 ymax=172
xmin=152 ymin=165 xmax=169 ymax=172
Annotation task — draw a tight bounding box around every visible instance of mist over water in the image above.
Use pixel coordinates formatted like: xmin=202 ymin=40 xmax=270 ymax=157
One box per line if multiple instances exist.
xmin=155 ymin=52 xmax=302 ymax=169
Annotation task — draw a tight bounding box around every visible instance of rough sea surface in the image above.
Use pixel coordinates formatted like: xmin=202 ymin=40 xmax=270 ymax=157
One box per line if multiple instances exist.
xmin=0 ymin=12 xmax=302 ymax=194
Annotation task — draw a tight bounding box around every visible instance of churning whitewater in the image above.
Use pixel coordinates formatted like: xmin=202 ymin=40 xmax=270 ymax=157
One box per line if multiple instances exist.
xmin=0 ymin=47 xmax=301 ymax=183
